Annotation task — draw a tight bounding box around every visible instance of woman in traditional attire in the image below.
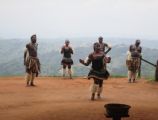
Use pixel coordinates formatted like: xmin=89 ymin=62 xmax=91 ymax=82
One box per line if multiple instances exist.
xmin=61 ymin=40 xmax=73 ymax=79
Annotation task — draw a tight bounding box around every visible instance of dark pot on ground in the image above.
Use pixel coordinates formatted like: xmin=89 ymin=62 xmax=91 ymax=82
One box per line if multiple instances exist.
xmin=104 ymin=103 xmax=131 ymax=117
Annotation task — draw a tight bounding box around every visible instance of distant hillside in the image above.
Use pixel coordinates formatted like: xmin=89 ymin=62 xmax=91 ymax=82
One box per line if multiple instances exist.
xmin=0 ymin=38 xmax=158 ymax=77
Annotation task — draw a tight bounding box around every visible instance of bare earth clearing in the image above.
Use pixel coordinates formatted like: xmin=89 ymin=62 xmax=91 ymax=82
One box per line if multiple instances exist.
xmin=0 ymin=77 xmax=158 ymax=120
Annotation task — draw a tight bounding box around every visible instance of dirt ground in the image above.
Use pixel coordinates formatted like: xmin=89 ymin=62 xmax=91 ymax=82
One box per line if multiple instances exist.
xmin=0 ymin=76 xmax=158 ymax=120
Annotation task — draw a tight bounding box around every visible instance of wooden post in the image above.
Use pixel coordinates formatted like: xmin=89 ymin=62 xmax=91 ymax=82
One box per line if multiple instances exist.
xmin=155 ymin=60 xmax=158 ymax=81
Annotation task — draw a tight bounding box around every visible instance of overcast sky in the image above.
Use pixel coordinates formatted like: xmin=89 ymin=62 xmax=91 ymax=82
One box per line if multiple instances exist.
xmin=0 ymin=0 xmax=158 ymax=39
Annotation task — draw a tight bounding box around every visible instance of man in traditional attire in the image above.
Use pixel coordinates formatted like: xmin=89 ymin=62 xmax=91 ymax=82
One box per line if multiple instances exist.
xmin=126 ymin=40 xmax=141 ymax=83
xmin=61 ymin=40 xmax=73 ymax=79
xmin=79 ymin=42 xmax=110 ymax=101
xmin=98 ymin=36 xmax=111 ymax=54
xmin=24 ymin=35 xmax=40 ymax=86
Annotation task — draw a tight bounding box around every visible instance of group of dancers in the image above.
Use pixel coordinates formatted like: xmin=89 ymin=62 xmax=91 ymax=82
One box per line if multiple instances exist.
xmin=24 ymin=34 xmax=141 ymax=100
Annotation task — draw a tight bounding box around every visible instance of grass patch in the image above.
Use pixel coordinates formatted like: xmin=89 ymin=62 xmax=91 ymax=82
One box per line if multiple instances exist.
xmin=110 ymin=75 xmax=127 ymax=78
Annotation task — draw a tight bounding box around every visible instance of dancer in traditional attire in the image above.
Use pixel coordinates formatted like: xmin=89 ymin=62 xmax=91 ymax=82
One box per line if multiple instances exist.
xmin=126 ymin=41 xmax=141 ymax=83
xmin=24 ymin=34 xmax=40 ymax=86
xmin=79 ymin=42 xmax=110 ymax=100
xmin=61 ymin=40 xmax=73 ymax=79
xmin=98 ymin=36 xmax=111 ymax=53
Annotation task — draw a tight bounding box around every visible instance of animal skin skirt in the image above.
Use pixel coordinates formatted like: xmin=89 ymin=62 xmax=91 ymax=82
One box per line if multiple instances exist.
xmin=88 ymin=69 xmax=110 ymax=80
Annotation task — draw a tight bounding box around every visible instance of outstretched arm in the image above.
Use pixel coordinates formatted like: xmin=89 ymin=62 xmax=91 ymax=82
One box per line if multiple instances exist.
xmin=79 ymin=59 xmax=91 ymax=66
xmin=79 ymin=54 xmax=92 ymax=66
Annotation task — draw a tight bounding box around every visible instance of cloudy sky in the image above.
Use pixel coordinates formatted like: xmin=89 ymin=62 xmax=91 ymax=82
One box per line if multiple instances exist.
xmin=0 ymin=0 xmax=158 ymax=39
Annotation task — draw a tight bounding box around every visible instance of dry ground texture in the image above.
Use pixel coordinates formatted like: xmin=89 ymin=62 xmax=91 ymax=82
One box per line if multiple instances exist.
xmin=0 ymin=77 xmax=158 ymax=120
